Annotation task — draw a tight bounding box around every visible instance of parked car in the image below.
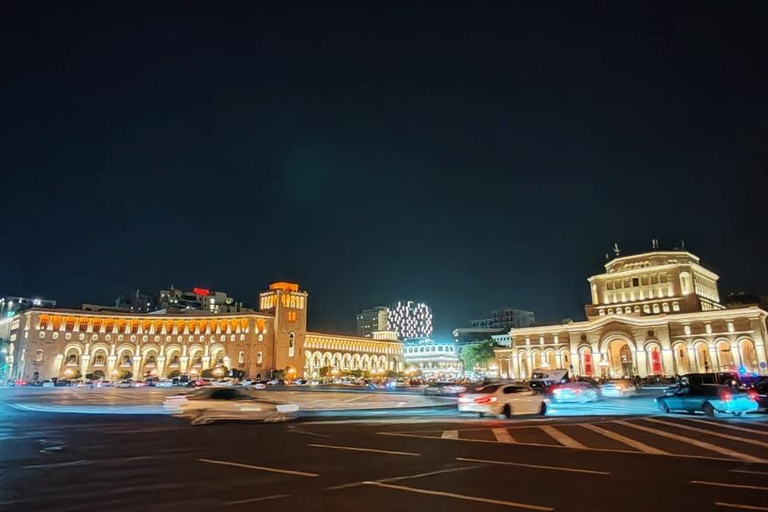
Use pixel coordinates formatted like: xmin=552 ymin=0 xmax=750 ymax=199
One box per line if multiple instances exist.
xmin=116 ymin=380 xmax=134 ymax=388
xmin=253 ymin=381 xmax=267 ymax=390
xmin=753 ymin=380 xmax=768 ymax=411
xmin=424 ymin=382 xmax=467 ymax=396
xmin=656 ymin=383 xmax=758 ymax=417
xmin=600 ymin=380 xmax=638 ymax=398
xmin=42 ymin=380 xmax=54 ymax=388
xmin=163 ymin=388 xmax=299 ymax=425
xmin=549 ymin=381 xmax=600 ymax=403
xmin=156 ymin=379 xmax=174 ymax=388
xmin=212 ymin=379 xmax=235 ymax=387
xmin=459 ymin=384 xmax=548 ymax=418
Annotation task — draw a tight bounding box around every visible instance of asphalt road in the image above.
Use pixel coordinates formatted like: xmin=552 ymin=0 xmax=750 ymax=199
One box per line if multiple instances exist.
xmin=1 ymin=393 xmax=768 ymax=512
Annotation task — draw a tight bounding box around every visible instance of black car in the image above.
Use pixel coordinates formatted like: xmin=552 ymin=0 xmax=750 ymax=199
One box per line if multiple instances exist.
xmin=753 ymin=380 xmax=768 ymax=411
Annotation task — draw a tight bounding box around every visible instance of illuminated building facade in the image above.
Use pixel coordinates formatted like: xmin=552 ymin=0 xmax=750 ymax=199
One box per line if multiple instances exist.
xmin=403 ymin=338 xmax=462 ymax=378
xmin=495 ymin=251 xmax=768 ymax=379
xmin=5 ymin=282 xmax=403 ymax=382
xmin=388 ymin=301 xmax=433 ymax=340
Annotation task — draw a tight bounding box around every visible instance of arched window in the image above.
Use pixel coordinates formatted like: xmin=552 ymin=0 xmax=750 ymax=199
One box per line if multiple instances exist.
xmin=652 ymin=304 xmax=660 ymax=314
xmin=193 ymin=356 xmax=202 ymax=365
xmin=257 ymin=351 xmax=263 ymax=364
xmin=170 ymin=355 xmax=180 ymax=365
xmin=94 ymin=354 xmax=106 ymax=365
xmin=147 ymin=355 xmax=156 ymax=364
xmin=238 ymin=351 xmax=245 ymax=364
xmin=122 ymin=354 xmax=132 ymax=365
xmin=35 ymin=349 xmax=43 ymax=362
xmin=288 ymin=333 xmax=295 ymax=357
xmin=66 ymin=353 xmax=78 ymax=364
xmin=672 ymin=302 xmax=680 ymax=312
xmin=216 ymin=356 xmax=224 ymax=365
xmin=662 ymin=303 xmax=670 ymax=313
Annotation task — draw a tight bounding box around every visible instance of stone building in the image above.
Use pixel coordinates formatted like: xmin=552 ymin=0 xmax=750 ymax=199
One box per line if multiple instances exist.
xmin=4 ymin=282 xmax=403 ymax=382
xmin=495 ymin=251 xmax=768 ymax=379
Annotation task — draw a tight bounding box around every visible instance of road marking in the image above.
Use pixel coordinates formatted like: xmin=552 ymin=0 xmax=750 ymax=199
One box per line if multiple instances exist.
xmin=540 ymin=426 xmax=586 ymax=449
xmin=224 ymin=494 xmax=292 ymax=506
xmin=442 ymin=430 xmax=459 ymax=439
xmin=732 ymin=469 xmax=768 ymax=476
xmin=692 ymin=481 xmax=768 ymax=492
xmin=685 ymin=418 xmax=768 ymax=437
xmin=197 ymin=458 xmax=318 ymax=477
xmin=580 ymin=423 xmax=668 ymax=455
xmin=325 ymin=465 xmax=485 ymax=490
xmin=456 ymin=457 xmax=610 ymax=475
xmin=343 ymin=394 xmax=372 ymax=403
xmin=307 ymin=443 xmax=420 ymax=457
xmin=493 ymin=428 xmax=516 ymax=443
xmin=646 ymin=418 xmax=768 ymax=449
xmin=616 ymin=421 xmax=768 ymax=463
xmin=21 ymin=459 xmax=94 ymax=469
xmin=363 ymin=481 xmax=553 ymax=510
xmin=715 ymin=502 xmax=768 ymax=511
xmin=377 ymin=431 xmax=751 ymax=462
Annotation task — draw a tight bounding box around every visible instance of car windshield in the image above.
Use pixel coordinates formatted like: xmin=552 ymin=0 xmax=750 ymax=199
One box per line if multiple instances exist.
xmin=473 ymin=385 xmax=501 ymax=394
xmin=208 ymin=389 xmax=247 ymax=400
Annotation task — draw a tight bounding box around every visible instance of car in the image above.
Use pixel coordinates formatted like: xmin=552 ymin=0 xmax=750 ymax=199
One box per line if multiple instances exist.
xmin=600 ymin=380 xmax=637 ymax=398
xmin=549 ymin=381 xmax=600 ymax=403
xmin=241 ymin=379 xmax=254 ymax=386
xmin=116 ymin=380 xmax=134 ymax=388
xmin=424 ymin=382 xmax=467 ymax=395
xmin=458 ymin=384 xmax=548 ymax=418
xmin=656 ymin=383 xmax=759 ymax=417
xmin=267 ymin=379 xmax=282 ymax=386
xmin=213 ymin=379 xmax=235 ymax=387
xmin=253 ymin=382 xmax=267 ymax=390
xmin=163 ymin=388 xmax=299 ymax=425
xmin=53 ymin=379 xmax=72 ymax=387
xmin=753 ymin=380 xmax=768 ymax=411
xmin=293 ymin=379 xmax=309 ymax=386
xmin=529 ymin=369 xmax=568 ymax=390
xmin=309 ymin=380 xmax=320 ymax=386
xmin=156 ymin=379 xmax=174 ymax=388
xmin=42 ymin=380 xmax=54 ymax=388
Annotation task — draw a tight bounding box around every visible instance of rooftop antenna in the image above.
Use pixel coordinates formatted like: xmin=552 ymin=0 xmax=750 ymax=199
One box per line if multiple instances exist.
xmin=613 ymin=243 xmax=621 ymax=257
xmin=652 ymin=239 xmax=659 ymax=249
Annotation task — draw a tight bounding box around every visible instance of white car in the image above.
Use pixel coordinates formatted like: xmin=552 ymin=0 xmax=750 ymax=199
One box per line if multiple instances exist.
xmin=163 ymin=388 xmax=299 ymax=425
xmin=212 ymin=379 xmax=235 ymax=387
xmin=116 ymin=380 xmax=134 ymax=389
xmin=550 ymin=382 xmax=600 ymax=403
xmin=459 ymin=384 xmax=548 ymax=418
xmin=156 ymin=380 xmax=174 ymax=388
xmin=600 ymin=380 xmax=637 ymax=398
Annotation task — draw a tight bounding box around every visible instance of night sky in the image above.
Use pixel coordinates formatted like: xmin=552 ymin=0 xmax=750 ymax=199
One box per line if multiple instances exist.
xmin=1 ymin=2 xmax=767 ymax=338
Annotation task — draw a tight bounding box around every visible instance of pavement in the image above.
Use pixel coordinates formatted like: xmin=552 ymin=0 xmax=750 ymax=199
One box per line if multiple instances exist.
xmin=1 ymin=388 xmax=767 ymax=512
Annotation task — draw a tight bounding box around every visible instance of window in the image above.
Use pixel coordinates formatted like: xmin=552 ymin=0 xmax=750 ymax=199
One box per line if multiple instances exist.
xmin=632 ymin=277 xmax=640 ymax=287
xmin=672 ymin=302 xmax=680 ymax=312
xmin=52 ymin=332 xmax=59 ymax=340
xmin=193 ymin=356 xmax=202 ymax=364
xmin=35 ymin=349 xmax=43 ymax=362
xmin=641 ymin=276 xmax=649 ymax=286
xmin=651 ymin=275 xmax=658 ymax=285
xmin=94 ymin=354 xmax=106 ymax=365
xmin=652 ymin=304 xmax=660 ymax=314
xmin=238 ymin=351 xmax=245 ymax=364
xmin=66 ymin=354 xmax=78 ymax=364
xmin=122 ymin=355 xmax=132 ymax=365
xmin=257 ymin=351 xmax=263 ymax=364
xmin=288 ymin=333 xmax=295 ymax=357
xmin=662 ymin=303 xmax=670 ymax=313
xmin=147 ymin=355 xmax=156 ymax=364
xmin=170 ymin=355 xmax=180 ymax=365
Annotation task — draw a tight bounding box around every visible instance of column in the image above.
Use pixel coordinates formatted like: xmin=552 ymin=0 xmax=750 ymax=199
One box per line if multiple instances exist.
xmin=635 ymin=349 xmax=648 ymax=378
xmin=156 ymin=356 xmax=166 ymax=377
xmin=79 ymin=354 xmax=91 ymax=377
xmin=661 ymin=349 xmax=674 ymax=377
xmin=707 ymin=344 xmax=718 ymax=373
xmin=132 ymin=355 xmax=142 ymax=379
xmin=107 ymin=355 xmax=117 ymax=379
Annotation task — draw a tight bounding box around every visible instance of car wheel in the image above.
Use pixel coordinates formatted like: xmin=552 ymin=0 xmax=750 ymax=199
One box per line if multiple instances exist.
xmin=657 ymin=399 xmax=670 ymax=414
xmin=703 ymin=402 xmax=716 ymax=418
xmin=501 ymin=404 xmax=512 ymax=418
xmin=539 ymin=402 xmax=547 ymax=416
xmin=478 ymin=412 xmax=485 ymax=418
xmin=191 ymin=411 xmax=212 ymax=426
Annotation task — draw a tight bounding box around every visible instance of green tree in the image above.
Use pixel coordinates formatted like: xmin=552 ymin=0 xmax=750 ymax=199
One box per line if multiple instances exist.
xmin=461 ymin=340 xmax=496 ymax=371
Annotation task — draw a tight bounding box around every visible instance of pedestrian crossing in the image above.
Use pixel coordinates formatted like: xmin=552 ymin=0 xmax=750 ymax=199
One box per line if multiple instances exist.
xmin=380 ymin=416 xmax=768 ymax=463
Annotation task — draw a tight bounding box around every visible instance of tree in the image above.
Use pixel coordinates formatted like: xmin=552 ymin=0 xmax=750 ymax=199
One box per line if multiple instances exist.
xmin=461 ymin=340 xmax=496 ymax=372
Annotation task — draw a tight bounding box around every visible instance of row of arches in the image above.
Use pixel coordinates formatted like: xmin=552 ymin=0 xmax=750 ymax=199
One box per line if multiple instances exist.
xmin=508 ymin=337 xmax=762 ymax=379
xmin=305 ymin=351 xmax=391 ymax=373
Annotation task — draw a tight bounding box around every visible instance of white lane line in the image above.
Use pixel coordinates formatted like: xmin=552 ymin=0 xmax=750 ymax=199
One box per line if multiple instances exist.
xmin=685 ymin=418 xmax=768 ymax=437
xmin=732 ymin=469 xmax=768 ymax=476
xmin=197 ymin=458 xmax=318 ymax=477
xmin=325 ymin=465 xmax=485 ymax=490
xmin=492 ymin=428 xmax=516 ymax=443
xmin=580 ymin=423 xmax=668 ymax=455
xmin=21 ymin=459 xmax=94 ymax=469
xmin=442 ymin=430 xmax=459 ymax=439
xmin=363 ymin=481 xmax=553 ymax=511
xmin=540 ymin=426 xmax=586 ymax=449
xmin=692 ymin=480 xmax=768 ymax=491
xmin=616 ymin=421 xmax=768 ymax=464
xmin=715 ymin=502 xmax=768 ymax=511
xmin=646 ymin=418 xmax=768 ymax=449
xmin=307 ymin=443 xmax=420 ymax=457
xmin=456 ymin=457 xmax=610 ymax=475
xmin=343 ymin=394 xmax=372 ymax=403
xmin=224 ymin=494 xmax=292 ymax=506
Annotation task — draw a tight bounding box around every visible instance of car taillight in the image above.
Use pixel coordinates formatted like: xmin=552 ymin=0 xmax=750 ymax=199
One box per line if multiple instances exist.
xmin=720 ymin=390 xmax=732 ymax=402
xmin=552 ymin=388 xmax=562 ymax=394
xmin=748 ymin=390 xmax=758 ymax=401
xmin=474 ymin=396 xmax=497 ymax=404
